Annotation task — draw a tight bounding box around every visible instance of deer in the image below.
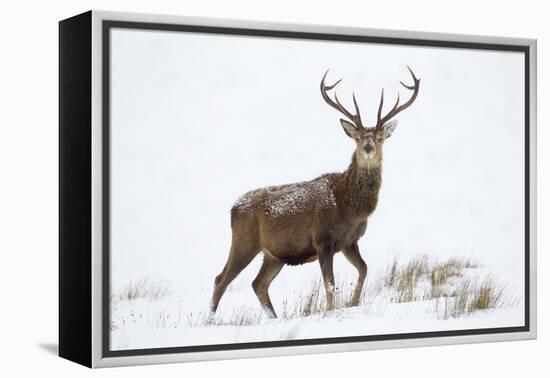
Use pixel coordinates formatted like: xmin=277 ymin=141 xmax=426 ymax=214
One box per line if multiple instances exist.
xmin=211 ymin=67 xmax=420 ymax=318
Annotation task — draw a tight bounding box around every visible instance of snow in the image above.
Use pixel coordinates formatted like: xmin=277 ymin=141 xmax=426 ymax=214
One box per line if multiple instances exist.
xmin=110 ymin=260 xmax=524 ymax=351
xmin=234 ymin=175 xmax=337 ymax=217
xmin=111 ymin=282 xmax=523 ymax=351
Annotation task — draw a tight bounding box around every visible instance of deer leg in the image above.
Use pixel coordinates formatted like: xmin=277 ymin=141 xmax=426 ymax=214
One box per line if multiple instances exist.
xmin=342 ymin=242 xmax=368 ymax=307
xmin=211 ymin=244 xmax=259 ymax=314
xmin=317 ymin=244 xmax=336 ymax=311
xmin=252 ymin=254 xmax=284 ymax=318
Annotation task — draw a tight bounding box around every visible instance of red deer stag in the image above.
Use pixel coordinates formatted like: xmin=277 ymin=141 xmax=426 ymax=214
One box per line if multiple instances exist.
xmin=211 ymin=67 xmax=420 ymax=318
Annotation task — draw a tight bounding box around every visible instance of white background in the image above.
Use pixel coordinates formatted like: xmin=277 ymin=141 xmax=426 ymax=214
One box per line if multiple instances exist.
xmin=0 ymin=0 xmax=546 ymax=377
xmin=110 ymin=27 xmax=525 ymax=296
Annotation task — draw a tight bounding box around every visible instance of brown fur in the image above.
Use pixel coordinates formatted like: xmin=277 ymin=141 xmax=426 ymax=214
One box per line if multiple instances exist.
xmin=211 ymin=68 xmax=419 ymax=317
xmin=211 ymin=134 xmax=384 ymax=317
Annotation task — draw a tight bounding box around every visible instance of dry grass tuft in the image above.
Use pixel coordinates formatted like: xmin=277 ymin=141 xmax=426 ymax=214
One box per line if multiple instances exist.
xmin=468 ymin=278 xmax=505 ymax=312
xmin=114 ymin=278 xmax=170 ymax=302
xmin=436 ymin=277 xmax=506 ymax=319
xmin=383 ymin=256 xmax=430 ymax=302
xmin=281 ymin=278 xmax=354 ymax=319
xmin=430 ymin=257 xmax=478 ymax=298
xmin=194 ymin=307 xmax=263 ymax=327
xmin=378 ymin=256 xmax=480 ymax=304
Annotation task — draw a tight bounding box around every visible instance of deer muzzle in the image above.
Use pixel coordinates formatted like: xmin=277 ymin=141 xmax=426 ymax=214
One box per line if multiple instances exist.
xmin=364 ymin=143 xmax=375 ymax=155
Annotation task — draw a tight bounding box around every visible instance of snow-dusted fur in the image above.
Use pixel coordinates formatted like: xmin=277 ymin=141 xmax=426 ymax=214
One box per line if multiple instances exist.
xmin=211 ymin=122 xmax=392 ymax=318
xmin=210 ymin=69 xmax=421 ymax=318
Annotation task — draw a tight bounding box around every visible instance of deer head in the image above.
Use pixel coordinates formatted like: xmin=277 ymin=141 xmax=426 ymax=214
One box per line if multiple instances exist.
xmin=321 ymin=66 xmax=420 ymax=167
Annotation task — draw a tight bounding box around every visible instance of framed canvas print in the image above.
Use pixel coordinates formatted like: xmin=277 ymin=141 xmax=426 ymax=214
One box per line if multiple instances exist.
xmin=59 ymin=10 xmax=537 ymax=368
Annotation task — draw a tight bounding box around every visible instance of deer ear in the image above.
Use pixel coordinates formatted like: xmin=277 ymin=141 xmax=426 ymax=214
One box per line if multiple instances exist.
xmin=382 ymin=120 xmax=398 ymax=139
xmin=340 ymin=119 xmax=359 ymax=139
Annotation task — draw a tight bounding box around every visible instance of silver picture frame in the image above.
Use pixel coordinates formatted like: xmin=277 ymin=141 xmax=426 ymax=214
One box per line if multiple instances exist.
xmin=59 ymin=10 xmax=537 ymax=368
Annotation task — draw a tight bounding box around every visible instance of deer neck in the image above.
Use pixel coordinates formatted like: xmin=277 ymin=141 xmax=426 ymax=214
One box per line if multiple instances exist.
xmin=340 ymin=154 xmax=382 ymax=218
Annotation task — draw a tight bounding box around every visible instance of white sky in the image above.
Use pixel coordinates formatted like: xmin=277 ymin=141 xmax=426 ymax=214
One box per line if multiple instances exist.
xmin=110 ymin=28 xmax=525 ymax=300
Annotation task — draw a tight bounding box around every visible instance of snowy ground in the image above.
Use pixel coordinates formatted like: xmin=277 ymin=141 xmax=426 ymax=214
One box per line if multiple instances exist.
xmin=110 ymin=256 xmax=524 ymax=351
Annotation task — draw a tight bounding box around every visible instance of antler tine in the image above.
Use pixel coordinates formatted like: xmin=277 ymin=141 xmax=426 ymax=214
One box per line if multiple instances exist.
xmin=400 ymin=81 xmax=416 ymax=90
xmin=406 ymin=65 xmax=418 ymax=81
xmin=377 ymin=66 xmax=420 ymax=128
xmin=320 ymin=70 xmax=363 ymax=129
xmin=352 ymin=92 xmax=363 ymax=127
xmin=388 ymin=92 xmax=400 ymax=117
xmin=334 ymin=93 xmax=351 ymax=118
xmin=376 ymin=88 xmax=384 ymax=128
xmin=325 ymin=78 xmax=342 ymax=91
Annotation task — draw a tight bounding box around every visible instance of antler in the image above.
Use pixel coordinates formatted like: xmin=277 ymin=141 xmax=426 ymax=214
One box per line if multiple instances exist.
xmin=376 ymin=66 xmax=420 ymax=129
xmin=320 ymin=70 xmax=364 ymax=129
